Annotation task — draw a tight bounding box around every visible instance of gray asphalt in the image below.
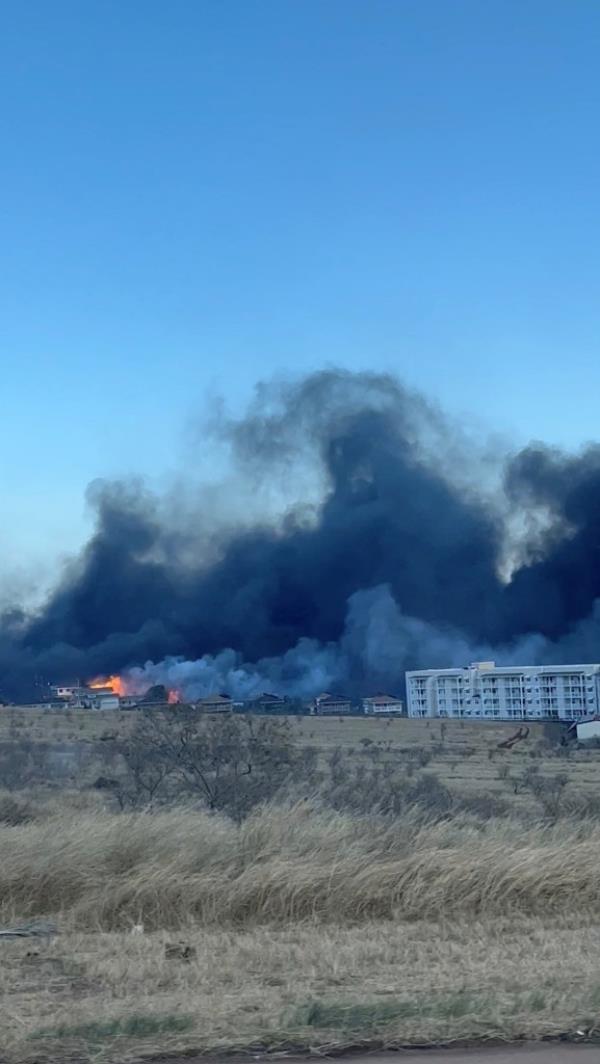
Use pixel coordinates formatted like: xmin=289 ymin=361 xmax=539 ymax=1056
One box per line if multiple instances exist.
xmin=337 ymin=1049 xmax=600 ymax=1063
xmin=165 ymin=1045 xmax=600 ymax=1064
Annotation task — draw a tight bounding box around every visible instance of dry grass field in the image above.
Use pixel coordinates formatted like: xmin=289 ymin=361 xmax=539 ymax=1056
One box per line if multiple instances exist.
xmin=2 ymin=708 xmax=600 ymax=1061
xmin=2 ymin=705 xmax=599 ymax=812
xmin=3 ymin=803 xmax=600 ymax=1061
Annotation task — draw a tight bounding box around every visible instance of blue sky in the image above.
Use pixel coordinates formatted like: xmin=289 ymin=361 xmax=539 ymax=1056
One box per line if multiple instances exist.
xmin=2 ymin=0 xmax=600 ymax=575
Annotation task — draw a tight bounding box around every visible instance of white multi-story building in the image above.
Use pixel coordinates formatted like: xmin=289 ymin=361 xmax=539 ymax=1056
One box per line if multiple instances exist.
xmin=406 ymin=661 xmax=600 ymax=722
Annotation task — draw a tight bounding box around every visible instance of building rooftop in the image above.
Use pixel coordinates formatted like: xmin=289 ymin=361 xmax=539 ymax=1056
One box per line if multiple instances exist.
xmin=407 ymin=663 xmax=600 ymax=675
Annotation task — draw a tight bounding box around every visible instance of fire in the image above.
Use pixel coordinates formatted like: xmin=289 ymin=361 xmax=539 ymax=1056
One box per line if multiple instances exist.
xmin=87 ymin=675 xmax=183 ymax=704
xmin=88 ymin=675 xmax=127 ymax=697
xmin=87 ymin=675 xmax=182 ymax=703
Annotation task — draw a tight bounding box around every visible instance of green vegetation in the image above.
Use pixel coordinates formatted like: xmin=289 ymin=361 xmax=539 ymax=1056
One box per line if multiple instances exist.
xmin=32 ymin=1013 xmax=193 ymax=1043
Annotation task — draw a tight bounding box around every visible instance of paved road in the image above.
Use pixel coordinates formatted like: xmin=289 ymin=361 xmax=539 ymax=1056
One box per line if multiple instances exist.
xmin=190 ymin=1047 xmax=600 ymax=1064
xmin=166 ymin=1045 xmax=600 ymax=1064
xmin=335 ymin=1050 xmax=600 ymax=1063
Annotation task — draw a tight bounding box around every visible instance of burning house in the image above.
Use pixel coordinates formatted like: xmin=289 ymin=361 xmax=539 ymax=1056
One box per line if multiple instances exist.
xmin=49 ymin=676 xmax=131 ymax=710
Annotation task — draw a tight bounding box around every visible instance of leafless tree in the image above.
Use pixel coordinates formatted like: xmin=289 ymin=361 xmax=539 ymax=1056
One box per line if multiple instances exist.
xmin=115 ymin=707 xmax=303 ymax=819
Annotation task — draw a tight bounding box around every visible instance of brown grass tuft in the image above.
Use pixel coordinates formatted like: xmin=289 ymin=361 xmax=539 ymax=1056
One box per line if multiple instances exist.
xmin=2 ymin=802 xmax=600 ymax=930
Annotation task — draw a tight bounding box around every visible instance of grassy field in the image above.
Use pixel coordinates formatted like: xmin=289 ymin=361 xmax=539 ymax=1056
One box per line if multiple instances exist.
xmin=2 ymin=705 xmax=599 ymax=812
xmin=2 ymin=708 xmax=600 ymax=1061
xmin=3 ymin=803 xmax=600 ymax=1061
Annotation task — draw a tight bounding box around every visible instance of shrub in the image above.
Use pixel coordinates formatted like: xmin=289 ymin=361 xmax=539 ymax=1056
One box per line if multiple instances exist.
xmin=32 ymin=1013 xmax=193 ymax=1042
xmin=0 ymin=794 xmax=35 ymax=825
xmin=459 ymin=794 xmax=509 ymax=819
xmin=114 ymin=708 xmax=305 ymax=820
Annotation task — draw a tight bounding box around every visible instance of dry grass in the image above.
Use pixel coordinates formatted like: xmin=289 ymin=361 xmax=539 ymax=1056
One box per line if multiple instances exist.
xmin=2 ymin=802 xmax=600 ymax=1059
xmin=5 ymin=913 xmax=600 ymax=1061
xmin=5 ymin=801 xmax=600 ymax=930
xmin=1 ymin=707 xmax=596 ymax=813
xmin=3 ymin=711 xmax=600 ymax=1060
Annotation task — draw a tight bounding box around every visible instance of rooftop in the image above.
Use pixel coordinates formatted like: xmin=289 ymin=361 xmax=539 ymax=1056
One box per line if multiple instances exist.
xmin=407 ymin=664 xmax=600 ymax=676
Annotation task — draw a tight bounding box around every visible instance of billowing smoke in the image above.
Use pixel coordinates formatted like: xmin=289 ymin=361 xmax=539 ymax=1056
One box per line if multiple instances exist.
xmin=2 ymin=369 xmax=600 ymax=702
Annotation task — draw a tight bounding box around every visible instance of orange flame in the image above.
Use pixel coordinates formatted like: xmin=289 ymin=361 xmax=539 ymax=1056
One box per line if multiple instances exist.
xmin=88 ymin=675 xmax=127 ymax=697
xmin=88 ymin=675 xmax=183 ymax=703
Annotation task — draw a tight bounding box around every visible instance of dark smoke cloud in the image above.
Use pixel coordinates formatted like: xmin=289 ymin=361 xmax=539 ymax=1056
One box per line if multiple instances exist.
xmin=1 ymin=370 xmax=600 ymax=702
xmin=500 ymin=443 xmax=600 ymax=640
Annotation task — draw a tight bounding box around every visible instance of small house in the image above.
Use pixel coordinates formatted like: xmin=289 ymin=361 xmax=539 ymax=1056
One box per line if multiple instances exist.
xmin=251 ymin=692 xmax=287 ymax=713
xmin=51 ymin=684 xmax=81 ymax=701
xmin=363 ymin=694 xmax=404 ymax=715
xmin=195 ymin=693 xmax=233 ymax=713
xmin=314 ymin=694 xmax=353 ymax=715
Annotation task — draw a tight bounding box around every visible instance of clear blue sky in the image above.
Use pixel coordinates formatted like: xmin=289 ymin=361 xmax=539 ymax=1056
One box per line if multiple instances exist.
xmin=2 ymin=0 xmax=600 ymax=575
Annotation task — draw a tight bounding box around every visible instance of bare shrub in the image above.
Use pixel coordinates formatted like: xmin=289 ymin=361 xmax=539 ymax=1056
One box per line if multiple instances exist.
xmin=0 ymin=740 xmax=51 ymax=791
xmin=114 ymin=708 xmax=305 ymax=819
xmin=527 ymin=772 xmax=569 ymax=819
xmin=523 ymin=764 xmax=541 ymax=789
xmin=0 ymin=794 xmax=35 ymax=824
xmin=322 ymin=759 xmax=453 ymax=818
xmin=562 ymin=790 xmax=600 ymax=818
xmin=412 ymin=747 xmax=432 ymax=768
xmin=458 ymin=794 xmax=509 ymax=819
xmin=406 ymin=773 xmax=453 ymax=816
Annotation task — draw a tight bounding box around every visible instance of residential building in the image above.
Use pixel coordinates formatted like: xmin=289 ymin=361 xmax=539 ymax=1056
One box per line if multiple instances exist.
xmin=314 ymin=693 xmax=353 ymax=715
xmin=51 ymin=684 xmax=83 ymax=701
xmin=86 ymin=686 xmax=115 ymax=707
xmin=406 ymin=661 xmax=600 ymax=722
xmin=251 ymin=692 xmax=287 ymax=713
xmin=195 ymin=693 xmax=233 ymax=713
xmin=50 ymin=683 xmax=115 ymax=708
xmin=94 ymin=695 xmax=120 ymax=711
xmin=312 ymin=692 xmax=331 ymax=713
xmin=363 ymin=694 xmax=404 ymax=715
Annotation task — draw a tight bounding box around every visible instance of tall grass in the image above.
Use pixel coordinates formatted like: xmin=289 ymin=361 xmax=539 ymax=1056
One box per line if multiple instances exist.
xmin=2 ymin=801 xmax=600 ymax=930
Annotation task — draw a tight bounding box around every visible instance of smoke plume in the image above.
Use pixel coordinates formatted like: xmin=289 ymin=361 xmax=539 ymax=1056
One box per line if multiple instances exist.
xmin=2 ymin=369 xmax=600 ymax=702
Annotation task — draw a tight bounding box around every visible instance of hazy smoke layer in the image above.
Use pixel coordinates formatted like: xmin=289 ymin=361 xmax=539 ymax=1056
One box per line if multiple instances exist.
xmin=2 ymin=370 xmax=600 ymax=701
